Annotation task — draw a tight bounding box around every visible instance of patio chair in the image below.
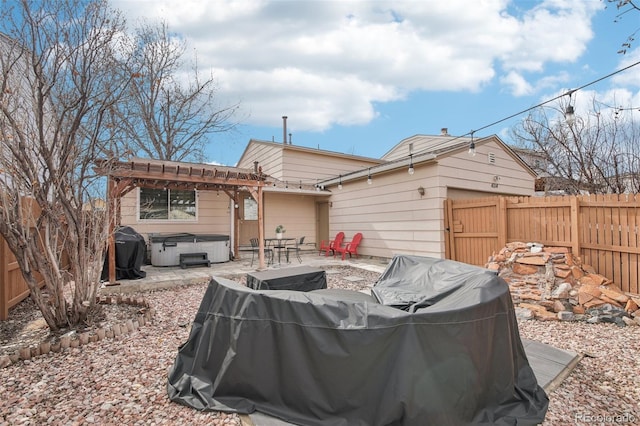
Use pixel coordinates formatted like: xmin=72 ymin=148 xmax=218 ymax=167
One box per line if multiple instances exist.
xmin=319 ymin=232 xmax=344 ymax=257
xmin=250 ymin=238 xmax=272 ymax=266
xmin=286 ymin=236 xmax=305 ymax=263
xmin=335 ymin=233 xmax=363 ymax=260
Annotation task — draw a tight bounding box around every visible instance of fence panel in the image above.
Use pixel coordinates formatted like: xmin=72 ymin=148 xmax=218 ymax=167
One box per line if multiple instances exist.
xmin=0 ymin=236 xmax=32 ymax=320
xmin=445 ymin=194 xmax=640 ymax=295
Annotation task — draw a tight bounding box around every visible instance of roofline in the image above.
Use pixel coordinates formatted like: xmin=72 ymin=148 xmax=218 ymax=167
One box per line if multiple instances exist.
xmin=318 ymin=134 xmax=537 ymax=186
xmin=240 ymin=139 xmax=383 ymax=165
xmin=319 ymin=152 xmax=437 ymax=186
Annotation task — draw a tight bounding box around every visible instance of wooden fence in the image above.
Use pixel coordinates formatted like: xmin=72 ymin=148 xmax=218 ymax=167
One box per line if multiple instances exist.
xmin=444 ymin=194 xmax=640 ymax=295
xmin=0 ymin=236 xmax=32 ymax=320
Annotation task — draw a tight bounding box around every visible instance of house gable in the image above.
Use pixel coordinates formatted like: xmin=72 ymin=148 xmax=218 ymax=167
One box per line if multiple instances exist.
xmin=237 ymin=139 xmax=382 ymax=183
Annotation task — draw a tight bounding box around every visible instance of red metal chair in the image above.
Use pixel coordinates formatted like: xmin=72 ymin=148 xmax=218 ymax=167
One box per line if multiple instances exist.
xmin=335 ymin=233 xmax=363 ymax=260
xmin=319 ymin=232 xmax=344 ymax=257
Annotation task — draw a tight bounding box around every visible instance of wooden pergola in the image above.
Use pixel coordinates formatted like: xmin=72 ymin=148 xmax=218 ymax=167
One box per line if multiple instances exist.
xmin=95 ymin=158 xmax=271 ymax=283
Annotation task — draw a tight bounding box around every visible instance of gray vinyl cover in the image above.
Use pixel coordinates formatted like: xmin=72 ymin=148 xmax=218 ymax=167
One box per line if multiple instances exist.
xmin=167 ymin=255 xmax=548 ymax=425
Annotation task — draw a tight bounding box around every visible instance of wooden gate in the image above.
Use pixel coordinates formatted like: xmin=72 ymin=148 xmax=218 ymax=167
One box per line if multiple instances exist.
xmin=444 ymin=197 xmax=506 ymax=267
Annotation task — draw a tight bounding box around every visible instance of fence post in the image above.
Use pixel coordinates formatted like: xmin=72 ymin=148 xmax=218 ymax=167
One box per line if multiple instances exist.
xmin=1 ymin=238 xmax=7 ymax=320
xmin=445 ymin=199 xmax=455 ymax=260
xmin=570 ymin=196 xmax=580 ymax=256
xmin=498 ymin=196 xmax=507 ymax=249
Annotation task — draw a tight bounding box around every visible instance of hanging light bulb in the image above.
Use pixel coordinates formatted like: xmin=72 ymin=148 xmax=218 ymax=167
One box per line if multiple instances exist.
xmin=468 ymin=131 xmax=476 ymax=157
xmin=367 ymin=168 xmax=372 ymax=185
xmin=298 ymin=180 xmax=302 ymax=191
xmin=565 ymin=105 xmax=575 ymax=125
xmin=565 ymin=89 xmax=576 ymax=125
xmin=408 ymin=154 xmax=414 ymax=175
xmin=338 ymin=174 xmax=343 ymax=190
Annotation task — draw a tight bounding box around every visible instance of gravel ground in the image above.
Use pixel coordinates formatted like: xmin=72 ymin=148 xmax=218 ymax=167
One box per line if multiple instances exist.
xmin=1 ymin=265 xmax=639 ymax=425
xmin=517 ymin=319 xmax=640 ymax=426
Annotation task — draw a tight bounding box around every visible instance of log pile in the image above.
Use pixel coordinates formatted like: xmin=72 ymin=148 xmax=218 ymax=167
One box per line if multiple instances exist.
xmin=486 ymin=242 xmax=640 ymax=326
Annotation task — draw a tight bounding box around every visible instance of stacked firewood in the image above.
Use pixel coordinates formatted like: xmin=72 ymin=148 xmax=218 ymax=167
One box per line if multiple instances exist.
xmin=486 ymin=242 xmax=640 ymax=325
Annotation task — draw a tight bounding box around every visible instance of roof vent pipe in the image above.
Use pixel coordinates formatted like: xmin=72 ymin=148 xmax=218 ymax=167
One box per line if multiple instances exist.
xmin=441 ymin=128 xmax=449 ymax=136
xmin=282 ymin=116 xmax=288 ymax=144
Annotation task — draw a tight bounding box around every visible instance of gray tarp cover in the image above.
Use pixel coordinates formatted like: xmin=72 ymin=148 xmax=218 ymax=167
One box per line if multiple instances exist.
xmin=167 ymin=255 xmax=548 ymax=425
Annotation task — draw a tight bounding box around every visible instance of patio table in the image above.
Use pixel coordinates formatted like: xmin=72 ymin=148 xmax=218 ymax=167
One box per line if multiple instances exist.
xmin=265 ymin=237 xmax=295 ymax=264
xmin=246 ymin=266 xmax=327 ymax=291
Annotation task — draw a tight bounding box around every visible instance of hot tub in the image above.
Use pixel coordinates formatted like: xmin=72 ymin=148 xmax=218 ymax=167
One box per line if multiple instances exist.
xmin=149 ymin=234 xmax=230 ymax=266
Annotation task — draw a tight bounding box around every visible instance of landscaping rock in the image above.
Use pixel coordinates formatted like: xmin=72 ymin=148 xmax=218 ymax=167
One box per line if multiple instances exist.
xmin=486 ymin=241 xmax=639 ymax=326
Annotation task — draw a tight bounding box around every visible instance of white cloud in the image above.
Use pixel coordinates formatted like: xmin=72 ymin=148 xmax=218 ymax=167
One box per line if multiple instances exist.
xmin=501 ymin=71 xmax=533 ymax=96
xmin=113 ymin=0 xmax=605 ymax=131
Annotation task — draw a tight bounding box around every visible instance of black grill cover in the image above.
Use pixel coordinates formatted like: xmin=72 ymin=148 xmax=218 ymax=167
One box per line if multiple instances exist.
xmin=101 ymin=226 xmax=147 ymax=280
xmin=167 ymin=255 xmax=548 ymax=425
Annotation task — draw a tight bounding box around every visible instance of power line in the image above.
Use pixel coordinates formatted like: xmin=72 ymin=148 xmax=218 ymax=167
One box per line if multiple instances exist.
xmin=470 ymin=59 xmax=640 ymax=136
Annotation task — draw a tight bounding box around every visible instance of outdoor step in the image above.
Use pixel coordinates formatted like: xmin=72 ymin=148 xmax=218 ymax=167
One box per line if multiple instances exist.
xmin=179 ymin=252 xmax=210 ymax=269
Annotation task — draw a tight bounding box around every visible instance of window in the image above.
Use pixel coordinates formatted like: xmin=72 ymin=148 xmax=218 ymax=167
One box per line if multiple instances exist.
xmin=139 ymin=188 xmax=196 ymax=220
xmin=243 ymin=196 xmax=257 ymax=220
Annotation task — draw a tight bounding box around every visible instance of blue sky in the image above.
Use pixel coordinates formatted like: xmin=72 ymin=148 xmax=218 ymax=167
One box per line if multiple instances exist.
xmin=114 ymin=0 xmax=640 ymax=166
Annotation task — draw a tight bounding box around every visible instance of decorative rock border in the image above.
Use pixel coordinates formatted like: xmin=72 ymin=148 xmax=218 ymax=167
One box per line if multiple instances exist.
xmin=0 ymin=295 xmax=155 ymax=369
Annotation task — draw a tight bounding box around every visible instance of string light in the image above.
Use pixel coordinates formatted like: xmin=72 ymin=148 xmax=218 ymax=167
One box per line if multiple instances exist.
xmin=565 ymin=89 xmax=576 ymax=125
xmin=408 ymin=154 xmax=414 ymax=175
xmin=338 ymin=175 xmax=342 ymax=190
xmin=367 ymin=168 xmax=372 ymax=185
xmin=468 ymin=131 xmax=476 ymax=157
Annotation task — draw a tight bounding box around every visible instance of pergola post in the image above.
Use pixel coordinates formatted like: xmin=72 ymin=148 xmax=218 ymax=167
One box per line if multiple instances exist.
xmin=107 ymin=176 xmax=117 ymax=284
xmin=257 ymin=186 xmax=266 ymax=269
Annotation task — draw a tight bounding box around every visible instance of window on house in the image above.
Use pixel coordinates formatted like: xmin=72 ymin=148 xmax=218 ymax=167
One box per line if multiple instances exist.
xmin=243 ymin=196 xmax=258 ymax=220
xmin=139 ymin=188 xmax=196 ymax=220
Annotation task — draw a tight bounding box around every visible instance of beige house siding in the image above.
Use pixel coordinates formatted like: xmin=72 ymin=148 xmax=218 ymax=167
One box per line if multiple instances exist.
xmin=382 ymin=134 xmax=455 ymax=161
xmin=437 ymin=141 xmax=535 ymax=196
xmin=281 ymin=149 xmax=379 ymax=183
xmin=263 ymin=191 xmax=318 ymax=245
xmin=326 ymin=138 xmax=535 ymax=260
xmin=120 ymin=189 xmax=232 ymax=237
xmin=237 ymin=142 xmax=284 ymax=178
xmin=327 ymin=165 xmax=445 ymax=259
xmin=238 ymin=140 xmax=381 ymax=183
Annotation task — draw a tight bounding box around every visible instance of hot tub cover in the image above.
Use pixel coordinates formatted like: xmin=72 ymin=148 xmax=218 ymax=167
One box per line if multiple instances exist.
xmin=167 ymin=255 xmax=548 ymax=425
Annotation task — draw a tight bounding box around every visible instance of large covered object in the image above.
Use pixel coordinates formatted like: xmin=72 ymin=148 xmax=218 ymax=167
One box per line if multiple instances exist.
xmin=167 ymin=255 xmax=548 ymax=425
xmin=101 ymin=226 xmax=146 ymax=280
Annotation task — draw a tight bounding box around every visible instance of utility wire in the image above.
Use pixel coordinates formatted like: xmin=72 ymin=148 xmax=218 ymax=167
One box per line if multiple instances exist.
xmin=303 ymin=59 xmax=640 ymax=186
xmin=470 ymin=59 xmax=640 ymax=136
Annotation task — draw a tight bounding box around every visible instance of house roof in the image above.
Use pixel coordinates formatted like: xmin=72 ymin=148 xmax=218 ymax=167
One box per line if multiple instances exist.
xmin=381 ymin=134 xmax=472 ymax=160
xmin=238 ymin=139 xmax=383 ymax=165
xmin=318 ymin=134 xmax=536 ymax=186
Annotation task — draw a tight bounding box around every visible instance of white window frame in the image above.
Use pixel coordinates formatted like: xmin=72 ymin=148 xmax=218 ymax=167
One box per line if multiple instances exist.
xmin=137 ymin=187 xmax=198 ymax=222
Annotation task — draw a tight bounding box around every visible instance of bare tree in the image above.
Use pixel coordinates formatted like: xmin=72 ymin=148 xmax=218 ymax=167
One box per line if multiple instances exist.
xmin=510 ymin=97 xmax=640 ymax=194
xmin=116 ymin=21 xmax=240 ymax=162
xmin=608 ymin=0 xmax=640 ymax=54
xmin=0 ymin=0 xmax=130 ymax=331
